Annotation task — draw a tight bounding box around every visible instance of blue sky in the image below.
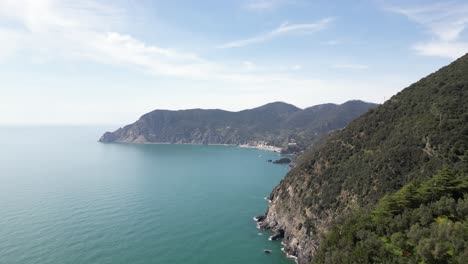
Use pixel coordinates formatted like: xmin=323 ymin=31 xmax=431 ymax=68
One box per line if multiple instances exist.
xmin=0 ymin=0 xmax=467 ymax=125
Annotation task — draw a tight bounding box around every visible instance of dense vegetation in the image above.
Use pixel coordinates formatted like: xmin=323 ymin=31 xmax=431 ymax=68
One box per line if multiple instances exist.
xmin=262 ymin=54 xmax=468 ymax=263
xmin=313 ymin=168 xmax=468 ymax=263
xmin=99 ymin=100 xmax=376 ymax=152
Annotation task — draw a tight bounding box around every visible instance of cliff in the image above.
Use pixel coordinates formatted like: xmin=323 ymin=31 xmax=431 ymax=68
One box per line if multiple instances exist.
xmin=260 ymin=54 xmax=468 ymax=263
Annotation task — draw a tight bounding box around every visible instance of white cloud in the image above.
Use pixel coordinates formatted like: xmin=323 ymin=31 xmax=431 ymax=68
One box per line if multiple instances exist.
xmin=87 ymin=32 xmax=222 ymax=80
xmin=0 ymin=1 xmax=241 ymax=81
xmin=0 ymin=0 xmax=124 ymax=32
xmin=0 ymin=1 xmax=335 ymax=88
xmin=218 ymin=18 xmax=334 ymax=48
xmin=387 ymin=1 xmax=468 ymax=59
xmin=332 ymin=63 xmax=369 ymax=70
xmin=413 ymin=41 xmax=468 ymax=59
xmin=321 ymin=40 xmax=340 ymax=46
xmin=242 ymin=61 xmax=257 ymax=70
xmin=0 ymin=28 xmax=25 ymax=59
xmin=292 ymin=64 xmax=302 ymax=70
xmin=244 ymin=0 xmax=288 ymax=11
xmin=0 ymin=1 xmax=403 ymax=125
xmin=0 ymin=1 xmax=332 ymax=83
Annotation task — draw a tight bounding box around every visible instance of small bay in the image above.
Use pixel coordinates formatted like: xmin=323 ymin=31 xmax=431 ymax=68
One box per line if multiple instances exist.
xmin=0 ymin=127 xmax=293 ymax=264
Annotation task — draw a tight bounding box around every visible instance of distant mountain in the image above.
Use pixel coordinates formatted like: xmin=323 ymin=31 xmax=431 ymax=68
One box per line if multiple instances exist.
xmin=99 ymin=100 xmax=377 ymax=152
xmin=259 ymin=54 xmax=468 ymax=263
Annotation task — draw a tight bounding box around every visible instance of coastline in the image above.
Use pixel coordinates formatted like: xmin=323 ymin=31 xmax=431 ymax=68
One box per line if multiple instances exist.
xmin=105 ymin=137 xmax=295 ymax=261
xmin=282 ymin=242 xmax=299 ymax=264
xmin=106 ymin=140 xmax=283 ymax=153
xmin=238 ymin=143 xmax=282 ymax=153
xmin=254 ymin=196 xmax=299 ymax=264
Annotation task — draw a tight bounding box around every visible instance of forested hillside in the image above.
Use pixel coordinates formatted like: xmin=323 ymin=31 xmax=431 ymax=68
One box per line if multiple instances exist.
xmin=314 ymin=168 xmax=468 ymax=263
xmin=259 ymin=54 xmax=468 ymax=263
xmin=99 ymin=100 xmax=376 ymax=152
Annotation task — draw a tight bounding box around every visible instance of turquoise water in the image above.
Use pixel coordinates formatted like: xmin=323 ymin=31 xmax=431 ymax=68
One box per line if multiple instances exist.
xmin=0 ymin=127 xmax=293 ymax=264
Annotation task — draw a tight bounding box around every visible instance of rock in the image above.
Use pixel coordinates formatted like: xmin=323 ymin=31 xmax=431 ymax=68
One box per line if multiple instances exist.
xmin=254 ymin=215 xmax=265 ymax=222
xmin=280 ymin=144 xmax=301 ymax=154
xmin=259 ymin=220 xmax=270 ymax=229
xmin=267 ymin=159 xmax=272 ymax=162
xmin=99 ymin=131 xmax=119 ymax=143
xmin=264 ymin=249 xmax=272 ymax=254
xmin=270 ymin=229 xmax=285 ymax=241
xmin=272 ymin=158 xmax=291 ymax=164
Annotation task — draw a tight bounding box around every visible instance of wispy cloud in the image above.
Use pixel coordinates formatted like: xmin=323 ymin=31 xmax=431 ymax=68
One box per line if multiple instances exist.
xmin=386 ymin=1 xmax=468 ymax=59
xmin=332 ymin=63 xmax=368 ymax=70
xmin=218 ymin=18 xmax=334 ymax=48
xmin=0 ymin=1 xmax=227 ymax=80
xmin=292 ymin=64 xmax=302 ymax=70
xmin=321 ymin=40 xmax=341 ymax=46
xmin=0 ymin=1 xmax=334 ymax=84
xmin=413 ymin=41 xmax=468 ymax=59
xmin=244 ymin=0 xmax=289 ymax=11
xmin=0 ymin=1 xmax=347 ymax=94
xmin=242 ymin=61 xmax=257 ymax=70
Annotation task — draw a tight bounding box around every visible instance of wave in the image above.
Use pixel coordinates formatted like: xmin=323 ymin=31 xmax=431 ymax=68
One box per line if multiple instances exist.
xmin=281 ymin=244 xmax=298 ymax=264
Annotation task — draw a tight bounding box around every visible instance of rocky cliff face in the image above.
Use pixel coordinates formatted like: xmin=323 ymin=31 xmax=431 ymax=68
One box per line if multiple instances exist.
xmin=99 ymin=101 xmax=377 ymax=152
xmin=259 ymin=54 xmax=468 ymax=263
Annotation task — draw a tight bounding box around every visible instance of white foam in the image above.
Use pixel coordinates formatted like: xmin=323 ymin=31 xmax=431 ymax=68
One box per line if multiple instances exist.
xmin=264 ymin=197 xmax=272 ymax=203
xmin=281 ymin=247 xmax=299 ymax=264
xmin=257 ymin=232 xmax=263 ymax=236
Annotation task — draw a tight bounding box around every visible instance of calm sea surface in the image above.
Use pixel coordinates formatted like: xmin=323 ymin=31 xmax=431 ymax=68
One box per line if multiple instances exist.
xmin=0 ymin=127 xmax=293 ymax=264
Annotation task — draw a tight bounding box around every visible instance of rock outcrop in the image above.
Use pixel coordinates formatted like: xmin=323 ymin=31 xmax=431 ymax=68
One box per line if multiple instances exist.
xmin=272 ymin=158 xmax=292 ymax=164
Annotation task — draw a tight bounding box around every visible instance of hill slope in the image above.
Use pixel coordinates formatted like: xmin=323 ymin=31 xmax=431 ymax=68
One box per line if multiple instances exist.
xmin=259 ymin=54 xmax=468 ymax=263
xmin=99 ymin=100 xmax=377 ymax=151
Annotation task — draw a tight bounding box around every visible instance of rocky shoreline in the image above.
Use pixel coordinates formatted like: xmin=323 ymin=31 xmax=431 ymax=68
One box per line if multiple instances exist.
xmin=254 ymin=211 xmax=300 ymax=264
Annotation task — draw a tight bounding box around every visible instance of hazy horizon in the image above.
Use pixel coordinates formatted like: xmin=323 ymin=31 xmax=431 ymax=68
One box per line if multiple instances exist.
xmin=0 ymin=99 xmax=379 ymax=127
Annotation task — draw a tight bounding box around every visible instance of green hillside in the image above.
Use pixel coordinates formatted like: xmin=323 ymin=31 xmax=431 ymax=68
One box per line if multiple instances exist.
xmin=260 ymin=54 xmax=468 ymax=263
xmin=314 ymin=168 xmax=468 ymax=263
xmin=99 ymin=100 xmax=376 ymax=152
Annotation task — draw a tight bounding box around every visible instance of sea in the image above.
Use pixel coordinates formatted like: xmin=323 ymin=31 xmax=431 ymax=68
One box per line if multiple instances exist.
xmin=0 ymin=126 xmax=294 ymax=264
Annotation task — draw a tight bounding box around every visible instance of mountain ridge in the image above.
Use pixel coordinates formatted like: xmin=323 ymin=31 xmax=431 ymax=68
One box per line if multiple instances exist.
xmin=99 ymin=100 xmax=377 ymax=152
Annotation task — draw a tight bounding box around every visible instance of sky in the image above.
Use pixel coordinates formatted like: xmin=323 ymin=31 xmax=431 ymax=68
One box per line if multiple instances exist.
xmin=0 ymin=0 xmax=467 ymax=125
